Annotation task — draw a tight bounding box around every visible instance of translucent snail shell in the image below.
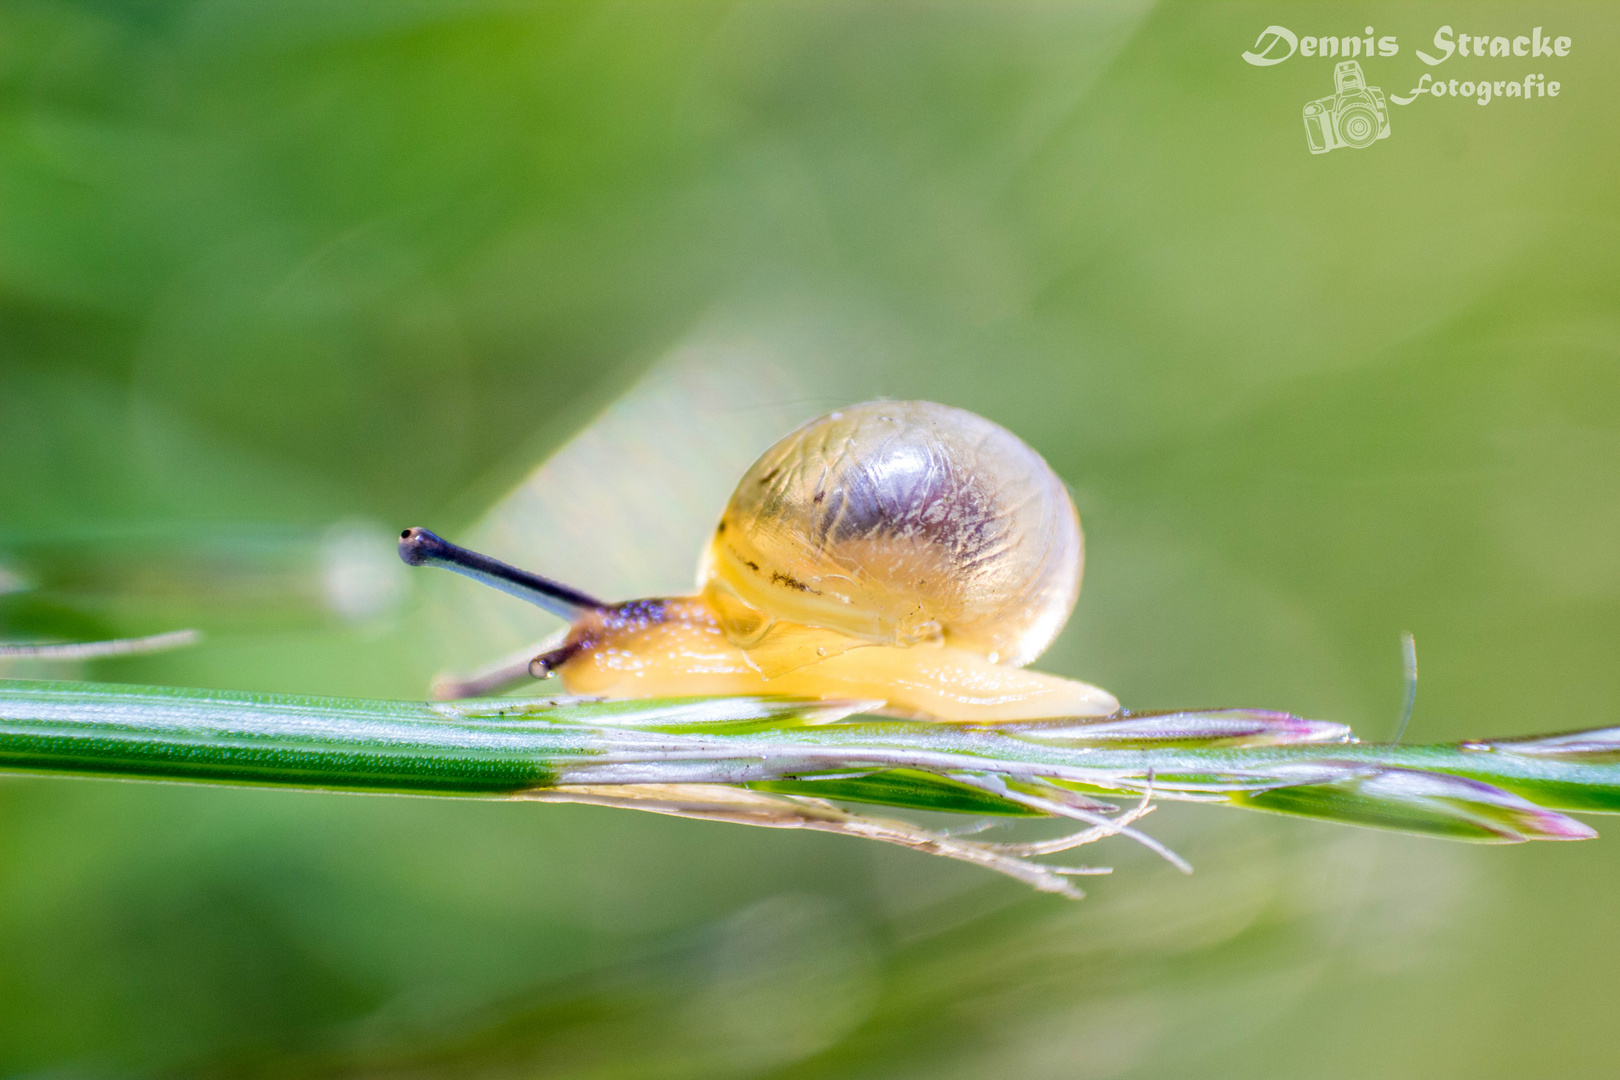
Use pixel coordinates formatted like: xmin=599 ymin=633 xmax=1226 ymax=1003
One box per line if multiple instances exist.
xmin=700 ymin=401 xmax=1082 ymax=667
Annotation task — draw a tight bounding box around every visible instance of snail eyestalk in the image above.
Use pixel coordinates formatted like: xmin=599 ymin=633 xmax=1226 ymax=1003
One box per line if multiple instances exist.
xmin=397 ymin=528 xmax=605 ymax=620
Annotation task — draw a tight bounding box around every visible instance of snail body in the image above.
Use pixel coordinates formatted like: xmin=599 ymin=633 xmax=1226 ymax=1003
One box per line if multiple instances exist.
xmin=403 ymin=401 xmax=1118 ymax=721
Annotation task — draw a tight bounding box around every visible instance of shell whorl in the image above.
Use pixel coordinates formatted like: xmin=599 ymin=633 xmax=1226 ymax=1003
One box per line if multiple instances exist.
xmin=699 ymin=400 xmax=1083 ymax=667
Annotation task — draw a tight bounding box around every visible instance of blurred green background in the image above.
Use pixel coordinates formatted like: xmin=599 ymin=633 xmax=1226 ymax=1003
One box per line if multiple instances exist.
xmin=3 ymin=0 xmax=1618 ymax=1076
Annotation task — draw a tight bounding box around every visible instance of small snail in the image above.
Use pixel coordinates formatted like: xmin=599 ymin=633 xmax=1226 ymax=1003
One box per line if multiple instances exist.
xmin=401 ymin=401 xmax=1118 ymax=721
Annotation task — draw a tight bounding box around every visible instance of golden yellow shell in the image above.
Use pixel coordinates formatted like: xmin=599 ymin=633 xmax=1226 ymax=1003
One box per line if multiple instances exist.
xmin=698 ymin=400 xmax=1083 ymax=668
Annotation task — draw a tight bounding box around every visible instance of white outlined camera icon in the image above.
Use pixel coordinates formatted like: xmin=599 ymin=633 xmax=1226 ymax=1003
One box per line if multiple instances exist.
xmin=1303 ymin=60 xmax=1390 ymax=153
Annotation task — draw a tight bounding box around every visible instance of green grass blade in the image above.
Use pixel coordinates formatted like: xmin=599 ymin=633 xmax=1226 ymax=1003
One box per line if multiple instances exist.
xmin=749 ymin=770 xmax=1048 ymax=817
xmin=1227 ymin=764 xmax=1597 ymax=842
xmin=1 ymin=680 xmax=1618 ymax=846
xmin=0 ymin=679 xmax=856 ymax=796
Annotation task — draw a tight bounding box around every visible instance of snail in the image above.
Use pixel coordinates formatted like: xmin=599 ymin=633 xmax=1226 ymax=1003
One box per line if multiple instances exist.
xmin=400 ymin=400 xmax=1119 ymax=722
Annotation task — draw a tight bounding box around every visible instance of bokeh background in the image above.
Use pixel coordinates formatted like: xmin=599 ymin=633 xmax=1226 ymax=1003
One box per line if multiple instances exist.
xmin=3 ymin=1 xmax=1618 ymax=1076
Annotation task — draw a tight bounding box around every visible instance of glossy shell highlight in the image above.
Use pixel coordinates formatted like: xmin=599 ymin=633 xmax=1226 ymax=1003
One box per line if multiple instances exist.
xmin=700 ymin=400 xmax=1083 ymax=667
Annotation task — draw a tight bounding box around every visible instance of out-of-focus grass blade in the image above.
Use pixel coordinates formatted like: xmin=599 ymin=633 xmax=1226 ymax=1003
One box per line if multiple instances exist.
xmin=0 ymin=522 xmax=408 ymax=637
xmin=420 ymin=342 xmax=857 ymax=681
xmin=0 ymin=629 xmax=202 ymax=660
